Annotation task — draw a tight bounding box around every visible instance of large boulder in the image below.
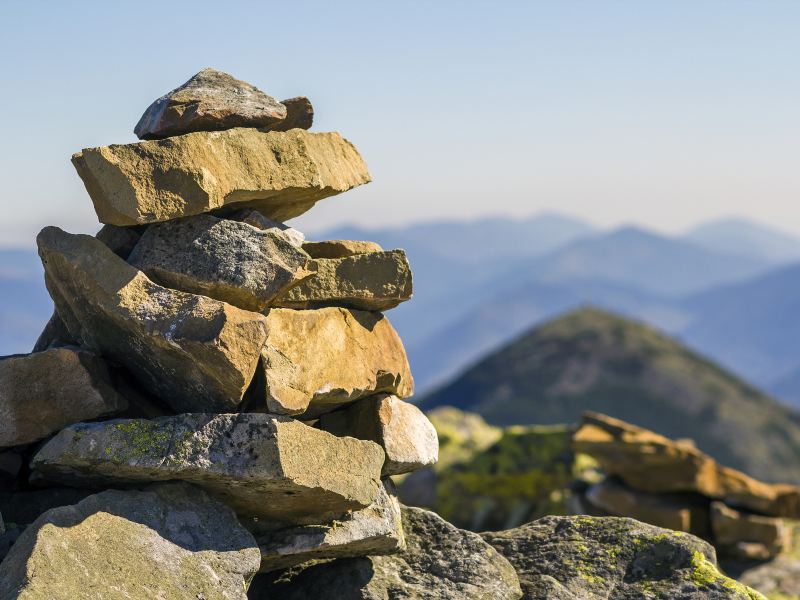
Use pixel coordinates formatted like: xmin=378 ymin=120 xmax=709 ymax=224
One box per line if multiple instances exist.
xmin=134 ymin=68 xmax=287 ymax=139
xmin=0 ymin=347 xmax=127 ymax=447
xmin=319 ymin=394 xmax=438 ymax=475
xmin=256 ymin=307 xmax=413 ymax=417
xmin=37 ymin=227 xmax=268 ymax=413
xmin=250 ymin=505 xmax=522 ymax=599
xmin=273 ymin=249 xmax=413 ymax=311
xmin=72 ymin=128 xmax=371 ymax=226
xmin=481 ymin=515 xmax=765 ymax=600
xmin=257 ymin=478 xmax=404 ymax=572
xmin=31 ymin=413 xmax=385 ymax=526
xmin=128 ymin=214 xmax=311 ymax=312
xmin=573 ymin=411 xmax=800 ymax=518
xmin=0 ymin=483 xmax=260 ymax=599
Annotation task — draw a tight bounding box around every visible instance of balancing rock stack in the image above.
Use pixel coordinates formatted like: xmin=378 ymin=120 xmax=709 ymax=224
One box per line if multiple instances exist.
xmin=0 ymin=69 xmax=445 ymax=599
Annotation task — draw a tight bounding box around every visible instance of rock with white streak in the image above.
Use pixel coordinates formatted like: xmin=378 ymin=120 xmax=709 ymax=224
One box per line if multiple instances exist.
xmin=319 ymin=395 xmax=438 ymax=475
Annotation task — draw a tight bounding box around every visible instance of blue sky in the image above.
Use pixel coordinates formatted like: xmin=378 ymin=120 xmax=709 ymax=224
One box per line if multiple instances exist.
xmin=1 ymin=1 xmax=799 ymax=246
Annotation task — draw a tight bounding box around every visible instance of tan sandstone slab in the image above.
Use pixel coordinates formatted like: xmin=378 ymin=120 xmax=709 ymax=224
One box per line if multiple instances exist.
xmin=273 ymin=249 xmax=413 ymax=312
xmin=37 ymin=227 xmax=267 ymax=413
xmin=0 ymin=347 xmax=127 ymax=448
xmin=302 ymin=239 xmax=384 ymax=259
xmin=0 ymin=483 xmax=260 ymax=600
xmin=31 ymin=413 xmax=385 ymax=527
xmin=256 ymin=308 xmax=413 ymax=418
xmin=319 ymin=394 xmax=438 ymax=476
xmin=257 ymin=478 xmax=404 ymax=572
xmin=573 ymin=411 xmax=800 ymax=518
xmin=710 ymin=501 xmax=790 ymax=560
xmin=72 ymin=128 xmax=371 ymax=226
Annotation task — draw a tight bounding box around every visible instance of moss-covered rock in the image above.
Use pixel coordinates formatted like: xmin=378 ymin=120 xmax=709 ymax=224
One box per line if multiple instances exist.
xmin=481 ymin=515 xmax=765 ymax=599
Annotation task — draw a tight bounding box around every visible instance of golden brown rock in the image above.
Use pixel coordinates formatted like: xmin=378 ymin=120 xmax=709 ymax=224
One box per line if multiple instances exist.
xmin=573 ymin=412 xmax=800 ymax=518
xmin=273 ymin=249 xmax=412 ymax=311
xmin=302 ymin=239 xmax=384 ymax=259
xmin=72 ymin=128 xmax=371 ymax=226
xmin=257 ymin=308 xmax=413 ymax=417
xmin=37 ymin=227 xmax=267 ymax=413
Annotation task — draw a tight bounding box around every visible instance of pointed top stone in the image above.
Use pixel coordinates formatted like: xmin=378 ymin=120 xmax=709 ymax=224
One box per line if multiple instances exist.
xmin=134 ymin=68 xmax=288 ymax=139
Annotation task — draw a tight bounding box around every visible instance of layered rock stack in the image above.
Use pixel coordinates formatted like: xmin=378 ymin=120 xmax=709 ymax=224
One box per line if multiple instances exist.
xmin=573 ymin=412 xmax=800 ymax=562
xmin=0 ymin=69 xmax=441 ymax=597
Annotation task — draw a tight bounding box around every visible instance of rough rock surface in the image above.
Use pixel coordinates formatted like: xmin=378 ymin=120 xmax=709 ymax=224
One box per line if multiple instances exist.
xmin=257 ymin=478 xmax=404 ymax=572
xmin=274 ymin=249 xmax=413 ymax=311
xmin=710 ymin=501 xmax=789 ymax=560
xmin=73 ymin=128 xmax=371 ymax=226
xmin=134 ymin=68 xmax=287 ymax=139
xmin=38 ymin=227 xmax=268 ymax=413
xmin=31 ymin=413 xmax=385 ymax=526
xmin=0 ymin=483 xmax=260 ymax=600
xmin=319 ymin=394 xmax=438 ymax=475
xmin=128 ymin=214 xmax=311 ymax=312
xmin=481 ymin=515 xmax=765 ymax=600
xmin=230 ymin=208 xmax=305 ymax=247
xmin=302 ymin=239 xmax=384 ymax=259
xmin=250 ymin=505 xmax=522 ymax=599
xmin=257 ymin=307 xmax=413 ymax=417
xmin=573 ymin=411 xmax=800 ymax=518
xmin=0 ymin=347 xmax=127 ymax=447
xmin=585 ymin=479 xmax=710 ymax=536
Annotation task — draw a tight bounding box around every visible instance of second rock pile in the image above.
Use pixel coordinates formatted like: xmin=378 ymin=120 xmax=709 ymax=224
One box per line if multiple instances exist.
xmin=0 ymin=68 xmax=438 ymax=590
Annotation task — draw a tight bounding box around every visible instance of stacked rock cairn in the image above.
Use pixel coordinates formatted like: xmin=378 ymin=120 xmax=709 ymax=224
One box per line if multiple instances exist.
xmin=0 ymin=68 xmax=442 ymax=595
xmin=0 ymin=70 xmax=767 ymax=600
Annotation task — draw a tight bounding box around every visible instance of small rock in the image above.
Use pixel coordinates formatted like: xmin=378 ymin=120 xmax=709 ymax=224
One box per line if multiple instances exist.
xmin=31 ymin=413 xmax=385 ymax=526
xmin=710 ymin=501 xmax=789 ymax=560
xmin=128 ymin=214 xmax=311 ymax=312
xmin=573 ymin=411 xmax=800 ymax=518
xmin=0 ymin=347 xmax=128 ymax=447
xmin=257 ymin=307 xmax=413 ymax=417
xmin=319 ymin=394 xmax=438 ymax=475
xmin=229 ymin=208 xmax=305 ymax=247
xmin=134 ymin=68 xmax=287 ymax=139
xmin=482 ymin=515 xmax=765 ymax=600
xmin=584 ymin=478 xmax=710 ymax=537
xmin=38 ymin=227 xmax=268 ymax=413
xmin=302 ymin=239 xmax=383 ymax=259
xmin=250 ymin=505 xmax=522 ymax=599
xmin=257 ymin=478 xmax=404 ymax=572
xmin=273 ymin=249 xmax=413 ymax=311
xmin=268 ymin=96 xmax=314 ymax=131
xmin=73 ymin=128 xmax=371 ymax=226
xmin=0 ymin=483 xmax=261 ymax=600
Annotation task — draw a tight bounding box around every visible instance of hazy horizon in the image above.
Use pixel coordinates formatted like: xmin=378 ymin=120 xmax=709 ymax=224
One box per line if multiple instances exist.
xmin=2 ymin=1 xmax=799 ymax=247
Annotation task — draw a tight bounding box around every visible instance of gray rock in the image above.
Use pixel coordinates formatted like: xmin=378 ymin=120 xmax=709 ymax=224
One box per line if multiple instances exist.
xmin=128 ymin=214 xmax=311 ymax=312
xmin=257 ymin=478 xmax=404 ymax=572
xmin=0 ymin=483 xmax=260 ymax=599
xmin=0 ymin=347 xmax=128 ymax=447
xmin=229 ymin=208 xmax=306 ymax=247
xmin=261 ymin=96 xmax=314 ymax=132
xmin=250 ymin=505 xmax=522 ymax=599
xmin=31 ymin=413 xmax=385 ymax=526
xmin=273 ymin=249 xmax=413 ymax=311
xmin=319 ymin=394 xmax=438 ymax=476
xmin=134 ymin=68 xmax=287 ymax=139
xmin=481 ymin=515 xmax=765 ymax=599
xmin=37 ymin=227 xmax=268 ymax=413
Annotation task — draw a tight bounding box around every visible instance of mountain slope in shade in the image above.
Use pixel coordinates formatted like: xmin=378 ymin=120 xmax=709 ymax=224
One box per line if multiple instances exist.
xmin=419 ymin=307 xmax=800 ymax=484
xmin=683 ymin=217 xmax=800 ymax=263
